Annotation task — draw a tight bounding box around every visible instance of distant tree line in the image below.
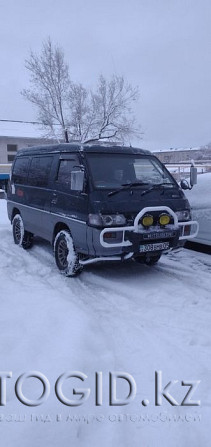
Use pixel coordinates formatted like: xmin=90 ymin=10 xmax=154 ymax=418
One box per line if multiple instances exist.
xmin=22 ymin=38 xmax=141 ymax=144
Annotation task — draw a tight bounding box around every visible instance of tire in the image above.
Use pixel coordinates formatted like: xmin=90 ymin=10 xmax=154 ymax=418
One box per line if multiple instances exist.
xmin=134 ymin=253 xmax=161 ymax=266
xmin=12 ymin=214 xmax=33 ymax=249
xmin=54 ymin=230 xmax=83 ymax=277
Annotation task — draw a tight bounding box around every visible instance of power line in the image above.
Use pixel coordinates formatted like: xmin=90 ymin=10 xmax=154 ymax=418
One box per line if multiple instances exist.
xmin=0 ymin=119 xmax=42 ymax=125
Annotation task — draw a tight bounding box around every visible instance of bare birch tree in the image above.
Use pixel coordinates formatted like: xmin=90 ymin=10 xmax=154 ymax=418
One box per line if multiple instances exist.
xmin=22 ymin=38 xmax=71 ymax=142
xmin=68 ymin=83 xmax=90 ymax=141
xmin=84 ymin=75 xmax=140 ymax=143
xmin=22 ymin=39 xmax=141 ymax=144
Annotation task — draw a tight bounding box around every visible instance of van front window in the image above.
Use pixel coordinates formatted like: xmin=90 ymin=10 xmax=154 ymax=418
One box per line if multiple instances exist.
xmin=86 ymin=154 xmax=174 ymax=189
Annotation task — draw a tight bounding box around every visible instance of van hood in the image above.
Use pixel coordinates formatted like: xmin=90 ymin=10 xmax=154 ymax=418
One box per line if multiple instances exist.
xmin=89 ymin=188 xmax=191 ymax=215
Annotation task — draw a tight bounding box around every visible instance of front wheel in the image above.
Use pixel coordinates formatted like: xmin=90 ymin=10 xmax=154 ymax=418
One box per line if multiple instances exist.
xmin=54 ymin=230 xmax=83 ymax=277
xmin=12 ymin=214 xmax=33 ymax=249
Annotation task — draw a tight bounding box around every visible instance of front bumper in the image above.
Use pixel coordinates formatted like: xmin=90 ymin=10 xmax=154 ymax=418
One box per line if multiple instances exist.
xmin=99 ymin=206 xmax=199 ymax=251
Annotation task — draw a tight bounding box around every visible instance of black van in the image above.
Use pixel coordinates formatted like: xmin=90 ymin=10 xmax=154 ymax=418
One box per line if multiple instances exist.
xmin=7 ymin=143 xmax=199 ymax=276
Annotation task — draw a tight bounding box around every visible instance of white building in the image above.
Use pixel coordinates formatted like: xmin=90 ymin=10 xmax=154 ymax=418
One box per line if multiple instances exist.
xmin=153 ymin=144 xmax=211 ymax=164
xmin=0 ymin=121 xmax=57 ymax=164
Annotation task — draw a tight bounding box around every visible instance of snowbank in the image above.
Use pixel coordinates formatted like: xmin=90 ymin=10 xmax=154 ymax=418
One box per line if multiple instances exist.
xmin=185 ymin=172 xmax=211 ymax=208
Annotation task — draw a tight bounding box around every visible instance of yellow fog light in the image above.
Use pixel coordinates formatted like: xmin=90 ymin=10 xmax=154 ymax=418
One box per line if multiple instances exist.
xmin=159 ymin=214 xmax=171 ymax=226
xmin=142 ymin=214 xmax=154 ymax=227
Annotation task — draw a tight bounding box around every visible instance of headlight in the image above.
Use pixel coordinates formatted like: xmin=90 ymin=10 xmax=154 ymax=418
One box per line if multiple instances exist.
xmin=102 ymin=214 xmax=126 ymax=226
xmin=175 ymin=210 xmax=191 ymax=221
xmin=88 ymin=213 xmax=126 ymax=227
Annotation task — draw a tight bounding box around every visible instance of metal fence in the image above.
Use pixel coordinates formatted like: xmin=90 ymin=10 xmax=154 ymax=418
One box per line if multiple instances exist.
xmin=165 ymin=163 xmax=211 ymax=181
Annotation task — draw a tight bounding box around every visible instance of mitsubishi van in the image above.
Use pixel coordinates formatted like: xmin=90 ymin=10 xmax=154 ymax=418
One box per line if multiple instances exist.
xmin=7 ymin=143 xmax=199 ymax=276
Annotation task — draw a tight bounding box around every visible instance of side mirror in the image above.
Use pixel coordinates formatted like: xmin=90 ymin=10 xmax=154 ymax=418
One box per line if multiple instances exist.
xmin=71 ymin=170 xmax=84 ymax=191
xmin=190 ymin=166 xmax=197 ymax=187
xmin=180 ymin=179 xmax=189 ymax=190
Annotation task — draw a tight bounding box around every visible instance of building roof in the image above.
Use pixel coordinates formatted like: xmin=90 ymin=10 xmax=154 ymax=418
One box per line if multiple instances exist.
xmin=153 ymin=146 xmax=201 ymax=153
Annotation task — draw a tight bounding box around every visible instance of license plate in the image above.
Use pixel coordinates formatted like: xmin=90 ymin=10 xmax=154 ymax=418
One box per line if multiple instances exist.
xmin=140 ymin=242 xmax=169 ymax=252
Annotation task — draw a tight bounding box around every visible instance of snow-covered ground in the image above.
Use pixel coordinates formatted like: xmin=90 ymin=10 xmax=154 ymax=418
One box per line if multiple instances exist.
xmin=0 ymin=199 xmax=211 ymax=446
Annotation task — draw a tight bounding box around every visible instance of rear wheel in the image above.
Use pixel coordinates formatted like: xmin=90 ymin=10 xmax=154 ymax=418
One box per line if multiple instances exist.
xmin=54 ymin=230 xmax=83 ymax=277
xmin=12 ymin=214 xmax=33 ymax=249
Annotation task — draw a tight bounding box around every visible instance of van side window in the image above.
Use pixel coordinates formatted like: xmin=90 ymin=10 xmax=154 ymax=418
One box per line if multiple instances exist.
xmin=28 ymin=157 xmax=53 ymax=187
xmin=12 ymin=157 xmax=30 ymax=184
xmin=57 ymin=158 xmax=80 ymax=190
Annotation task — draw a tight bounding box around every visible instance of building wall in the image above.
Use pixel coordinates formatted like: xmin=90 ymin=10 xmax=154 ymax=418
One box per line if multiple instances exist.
xmin=153 ymin=148 xmax=211 ymax=164
xmin=0 ymin=136 xmax=57 ymax=164
xmin=1 ymin=137 xmax=211 ymax=165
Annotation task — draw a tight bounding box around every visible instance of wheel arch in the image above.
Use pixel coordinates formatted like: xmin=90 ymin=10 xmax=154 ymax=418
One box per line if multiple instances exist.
xmin=52 ymin=222 xmax=70 ymax=245
xmin=11 ymin=207 xmax=21 ymax=222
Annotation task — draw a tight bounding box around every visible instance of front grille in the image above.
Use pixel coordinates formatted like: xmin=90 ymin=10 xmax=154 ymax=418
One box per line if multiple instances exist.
xmin=142 ymin=230 xmax=176 ymax=240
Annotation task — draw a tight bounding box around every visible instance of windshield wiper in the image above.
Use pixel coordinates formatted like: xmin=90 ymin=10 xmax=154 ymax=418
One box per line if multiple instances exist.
xmin=108 ymin=182 xmax=149 ymax=197
xmin=141 ymin=182 xmax=174 ymax=196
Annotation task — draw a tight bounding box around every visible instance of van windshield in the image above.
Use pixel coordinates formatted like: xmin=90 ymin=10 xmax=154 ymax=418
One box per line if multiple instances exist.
xmin=86 ymin=153 xmax=175 ymax=190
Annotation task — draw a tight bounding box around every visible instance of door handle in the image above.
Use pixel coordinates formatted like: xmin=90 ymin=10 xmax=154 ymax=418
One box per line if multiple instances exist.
xmin=51 ymin=193 xmax=58 ymax=205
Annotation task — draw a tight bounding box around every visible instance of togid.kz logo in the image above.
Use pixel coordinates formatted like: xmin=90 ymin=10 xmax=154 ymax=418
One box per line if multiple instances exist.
xmin=0 ymin=371 xmax=200 ymax=407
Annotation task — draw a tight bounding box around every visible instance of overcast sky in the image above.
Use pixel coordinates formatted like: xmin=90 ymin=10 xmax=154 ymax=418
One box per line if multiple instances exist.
xmin=0 ymin=0 xmax=210 ymax=150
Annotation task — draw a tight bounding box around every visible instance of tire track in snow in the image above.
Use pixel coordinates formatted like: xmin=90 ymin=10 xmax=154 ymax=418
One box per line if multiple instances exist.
xmin=1 ymin=224 xmax=211 ymax=401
